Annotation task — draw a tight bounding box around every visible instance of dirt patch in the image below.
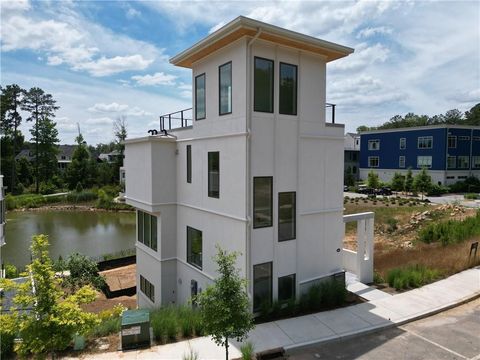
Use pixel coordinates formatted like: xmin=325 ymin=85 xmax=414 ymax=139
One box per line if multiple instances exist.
xmin=82 ymin=291 xmax=137 ymax=314
xmin=100 ymin=264 xmax=136 ymax=292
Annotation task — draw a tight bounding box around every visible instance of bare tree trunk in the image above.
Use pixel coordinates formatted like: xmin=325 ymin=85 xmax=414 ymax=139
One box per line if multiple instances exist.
xmin=225 ymin=337 xmax=229 ymax=360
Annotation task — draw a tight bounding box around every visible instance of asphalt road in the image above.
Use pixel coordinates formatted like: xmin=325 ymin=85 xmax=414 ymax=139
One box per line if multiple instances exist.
xmin=288 ymin=298 xmax=480 ymax=360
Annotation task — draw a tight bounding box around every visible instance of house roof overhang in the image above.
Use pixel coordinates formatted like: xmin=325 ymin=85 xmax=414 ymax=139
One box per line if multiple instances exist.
xmin=170 ymin=16 xmax=354 ymax=68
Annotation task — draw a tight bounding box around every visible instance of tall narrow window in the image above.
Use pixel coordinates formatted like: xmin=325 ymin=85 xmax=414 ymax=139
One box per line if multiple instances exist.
xmin=137 ymin=210 xmax=157 ymax=251
xmin=208 ymin=152 xmax=220 ymax=198
xmin=187 ymin=226 xmax=202 ymax=269
xmin=279 ymin=63 xmax=297 ymax=115
xmin=137 ymin=211 xmax=143 ymax=244
xmin=278 ymin=192 xmax=296 ymax=241
xmin=399 ymin=138 xmax=406 ymax=149
xmin=219 ymin=62 xmax=232 ymax=115
xmin=399 ymin=156 xmax=406 ymax=168
xmin=195 ymin=73 xmax=206 ymax=120
xmin=186 ymin=145 xmax=192 ymax=183
xmin=278 ymin=274 xmax=296 ymax=303
xmin=253 ymin=177 xmax=273 ymax=228
xmin=448 ymin=136 xmax=457 ymax=148
xmin=144 ymin=212 xmax=151 ymax=248
xmin=253 ymin=262 xmax=272 ymax=312
xmin=254 ymin=57 xmax=274 ymax=113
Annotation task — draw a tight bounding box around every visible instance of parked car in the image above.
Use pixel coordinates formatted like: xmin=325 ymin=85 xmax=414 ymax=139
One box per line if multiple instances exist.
xmin=376 ymin=187 xmax=392 ymax=196
xmin=357 ymin=185 xmax=375 ymax=195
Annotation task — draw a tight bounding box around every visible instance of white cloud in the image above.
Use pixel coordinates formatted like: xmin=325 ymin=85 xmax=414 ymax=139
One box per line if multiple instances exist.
xmin=448 ymin=89 xmax=480 ymax=104
xmin=126 ymin=7 xmax=141 ymax=19
xmin=88 ymin=102 xmax=152 ymax=117
xmin=0 ymin=0 xmax=30 ymax=13
xmin=330 ymin=43 xmax=389 ymax=71
xmin=180 ymin=90 xmax=191 ymax=99
xmin=47 ymin=55 xmax=64 ymax=66
xmin=76 ymin=55 xmax=153 ymax=77
xmin=131 ymin=72 xmax=177 ymax=86
xmin=209 ymin=21 xmax=227 ymax=34
xmin=85 ymin=117 xmax=113 ymax=125
xmin=357 ymin=26 xmax=392 ymax=38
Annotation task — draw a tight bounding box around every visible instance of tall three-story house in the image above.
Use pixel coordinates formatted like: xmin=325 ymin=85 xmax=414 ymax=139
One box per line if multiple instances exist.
xmin=124 ymin=17 xmax=354 ymax=310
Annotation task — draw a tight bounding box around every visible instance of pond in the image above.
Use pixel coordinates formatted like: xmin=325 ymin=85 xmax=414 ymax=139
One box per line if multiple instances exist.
xmin=2 ymin=210 xmax=136 ymax=269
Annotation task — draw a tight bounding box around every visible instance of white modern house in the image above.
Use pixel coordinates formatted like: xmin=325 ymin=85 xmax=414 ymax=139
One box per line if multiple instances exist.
xmin=124 ymin=16 xmax=373 ymax=311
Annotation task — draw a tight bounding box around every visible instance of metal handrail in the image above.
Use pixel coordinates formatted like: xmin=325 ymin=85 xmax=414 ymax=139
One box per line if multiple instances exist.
xmin=159 ymin=108 xmax=193 ymax=132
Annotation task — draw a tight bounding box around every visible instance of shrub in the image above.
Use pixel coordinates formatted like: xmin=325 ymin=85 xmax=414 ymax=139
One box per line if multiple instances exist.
xmin=0 ymin=329 xmax=15 ymax=359
xmin=418 ymin=211 xmax=480 ymax=245
xmin=89 ymin=317 xmax=121 ymax=338
xmin=96 ymin=189 xmax=114 ymax=209
xmin=39 ymin=181 xmax=57 ymax=195
xmin=63 ymin=253 xmax=106 ymax=290
xmin=387 ymin=265 xmax=441 ymax=290
xmin=373 ymin=271 xmax=384 ymax=284
xmin=76 ymin=182 xmax=84 ymax=193
xmin=66 ymin=190 xmax=97 ymax=203
xmin=4 ymin=263 xmax=18 ymax=278
xmin=449 ymin=176 xmax=480 ymax=193
xmin=465 ymin=193 xmax=479 ymax=200
xmin=150 ymin=307 xmax=182 ymax=343
xmin=386 ymin=218 xmax=398 ymax=233
xmin=240 ymin=342 xmax=255 ymax=360
xmin=427 ymin=184 xmax=449 ymax=196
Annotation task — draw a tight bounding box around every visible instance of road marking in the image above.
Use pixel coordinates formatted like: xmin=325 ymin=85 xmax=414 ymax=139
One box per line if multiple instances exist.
xmin=403 ymin=328 xmax=468 ymax=359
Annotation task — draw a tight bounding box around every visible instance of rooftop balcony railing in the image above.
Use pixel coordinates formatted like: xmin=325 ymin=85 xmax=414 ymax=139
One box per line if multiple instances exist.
xmin=149 ymin=103 xmax=337 ymax=135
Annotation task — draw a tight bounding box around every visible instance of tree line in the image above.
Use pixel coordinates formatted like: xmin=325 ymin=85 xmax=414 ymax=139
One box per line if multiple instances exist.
xmin=1 ymin=84 xmax=127 ymax=195
xmin=357 ymin=103 xmax=480 ymax=132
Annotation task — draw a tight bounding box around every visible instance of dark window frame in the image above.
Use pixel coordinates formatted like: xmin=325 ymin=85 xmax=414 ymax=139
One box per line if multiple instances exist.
xmin=186 ymin=144 xmax=192 ymax=183
xmin=254 ymin=56 xmax=274 ymax=113
xmin=219 ymin=61 xmax=232 ymax=116
xmin=279 ymin=62 xmax=298 ymax=116
xmin=195 ymin=73 xmax=206 ymax=120
xmin=208 ymin=151 xmax=220 ymax=198
xmin=278 ymin=191 xmax=296 ymax=241
xmin=140 ymin=274 xmax=155 ymax=303
xmin=253 ymin=262 xmax=273 ymax=312
xmin=253 ymin=176 xmax=273 ymax=229
xmin=137 ymin=210 xmax=157 ymax=251
xmin=278 ymin=273 xmax=296 ymax=303
xmin=187 ymin=226 xmax=203 ymax=270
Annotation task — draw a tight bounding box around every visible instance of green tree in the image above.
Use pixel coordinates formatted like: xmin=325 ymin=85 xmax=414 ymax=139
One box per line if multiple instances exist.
xmin=391 ymin=172 xmax=405 ymax=192
xmin=443 ymin=109 xmax=463 ymax=124
xmin=34 ymin=117 xmax=60 ymax=184
xmin=66 ymin=143 xmax=91 ymax=189
xmin=16 ymin=157 xmax=33 ymax=187
xmin=404 ymin=168 xmax=414 ymax=194
xmin=464 ymin=103 xmax=480 ymax=125
xmin=414 ymin=167 xmax=432 ymax=200
xmin=0 ymin=235 xmax=99 ymax=357
xmin=113 ymin=116 xmax=127 ymax=182
xmin=22 ymin=87 xmax=59 ymax=193
xmin=63 ymin=253 xmax=106 ymax=291
xmin=367 ymin=170 xmax=380 ymax=189
xmin=197 ymin=246 xmax=254 ymax=360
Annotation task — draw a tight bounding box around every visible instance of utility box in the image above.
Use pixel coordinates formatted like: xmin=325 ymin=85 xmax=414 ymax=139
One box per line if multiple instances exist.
xmin=121 ymin=309 xmax=150 ymax=350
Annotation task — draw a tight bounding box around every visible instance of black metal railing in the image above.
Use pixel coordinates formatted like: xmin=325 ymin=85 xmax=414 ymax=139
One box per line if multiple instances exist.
xmin=159 ymin=108 xmax=193 ymax=133
xmin=326 ymin=103 xmax=336 ymax=124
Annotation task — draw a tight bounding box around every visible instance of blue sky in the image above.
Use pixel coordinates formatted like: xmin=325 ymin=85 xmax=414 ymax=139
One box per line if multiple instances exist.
xmin=1 ymin=0 xmax=479 ymax=144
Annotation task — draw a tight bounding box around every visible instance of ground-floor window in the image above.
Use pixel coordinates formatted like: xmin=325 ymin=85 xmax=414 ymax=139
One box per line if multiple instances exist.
xmin=447 ymin=156 xmax=456 ymax=169
xmin=473 ymin=156 xmax=480 ymax=169
xmin=278 ymin=274 xmax=296 ymax=303
xmin=140 ymin=275 xmax=155 ymax=303
xmin=253 ymin=262 xmax=272 ymax=312
xmin=457 ymin=156 xmax=469 ymax=169
xmin=417 ymin=156 xmax=432 ymax=168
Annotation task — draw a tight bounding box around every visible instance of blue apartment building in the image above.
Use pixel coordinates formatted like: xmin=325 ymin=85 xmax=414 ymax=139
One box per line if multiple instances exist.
xmin=359 ymin=125 xmax=480 ymax=185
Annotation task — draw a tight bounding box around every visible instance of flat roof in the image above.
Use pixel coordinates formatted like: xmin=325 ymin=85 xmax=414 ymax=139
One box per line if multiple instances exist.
xmin=359 ymin=124 xmax=480 ymax=135
xmin=170 ymin=16 xmax=354 ymax=68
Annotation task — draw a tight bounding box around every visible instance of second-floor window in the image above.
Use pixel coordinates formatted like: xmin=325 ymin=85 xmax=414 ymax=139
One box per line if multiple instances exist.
xmin=208 ymin=152 xmax=220 ymax=198
xmin=458 ymin=156 xmax=469 ymax=169
xmin=417 ymin=156 xmax=432 ymax=168
xmin=187 ymin=226 xmax=202 ymax=269
xmin=254 ymin=57 xmax=274 ymax=113
xmin=253 ymin=177 xmax=273 ymax=228
xmin=278 ymin=192 xmax=296 ymax=241
xmin=368 ymin=139 xmax=380 ymax=150
xmin=219 ymin=62 xmax=232 ymax=115
xmin=448 ymin=135 xmax=457 ymax=148
xmin=137 ymin=211 xmax=157 ymax=251
xmin=400 ymin=138 xmax=406 ymax=149
xmin=279 ymin=62 xmax=297 ymax=115
xmin=368 ymin=156 xmax=379 ymax=167
xmin=187 ymin=145 xmax=192 ymax=183
xmin=195 ymin=73 xmax=206 ymax=120
xmin=418 ymin=136 xmax=433 ymax=149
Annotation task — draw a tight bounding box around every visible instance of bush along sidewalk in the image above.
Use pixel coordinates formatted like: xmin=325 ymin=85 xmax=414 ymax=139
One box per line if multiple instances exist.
xmin=386 ymin=265 xmax=441 ymax=290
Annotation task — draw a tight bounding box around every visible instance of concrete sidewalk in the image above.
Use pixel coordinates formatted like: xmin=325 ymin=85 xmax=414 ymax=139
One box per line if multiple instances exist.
xmin=78 ymin=267 xmax=479 ymax=359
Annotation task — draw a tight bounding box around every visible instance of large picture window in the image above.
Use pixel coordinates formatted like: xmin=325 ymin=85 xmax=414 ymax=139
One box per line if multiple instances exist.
xmin=186 ymin=145 xmax=192 ymax=183
xmin=253 ymin=177 xmax=273 ymax=228
xmin=278 ymin=192 xmax=296 ymax=241
xmin=208 ymin=152 xmax=220 ymax=198
xmin=278 ymin=274 xmax=296 ymax=303
xmin=219 ymin=62 xmax=232 ymax=115
xmin=137 ymin=211 xmax=157 ymax=251
xmin=187 ymin=226 xmax=203 ymax=269
xmin=279 ymin=62 xmax=297 ymax=115
xmin=254 ymin=57 xmax=274 ymax=113
xmin=253 ymin=262 xmax=272 ymax=312
xmin=195 ymin=73 xmax=206 ymax=120
xmin=417 ymin=156 xmax=432 ymax=168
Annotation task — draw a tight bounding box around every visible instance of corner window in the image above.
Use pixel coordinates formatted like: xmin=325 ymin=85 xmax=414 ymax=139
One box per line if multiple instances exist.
xmin=187 ymin=226 xmax=202 ymax=270
xmin=368 ymin=139 xmax=380 ymax=150
xmin=458 ymin=156 xmax=469 ymax=169
xmin=208 ymin=152 xmax=220 ymax=198
xmin=254 ymin=57 xmax=274 ymax=113
xmin=278 ymin=274 xmax=296 ymax=303
xmin=417 ymin=156 xmax=432 ymax=168
xmin=253 ymin=177 xmax=273 ymax=228
xmin=418 ymin=136 xmax=433 ymax=149
xmin=278 ymin=192 xmax=296 ymax=241
xmin=399 ymin=138 xmax=406 ymax=149
xmin=447 ymin=156 xmax=456 ymax=169
xmin=195 ymin=73 xmax=206 ymax=120
xmin=448 ymin=136 xmax=457 ymax=149
xmin=399 ymin=156 xmax=405 ymax=168
xmin=279 ymin=62 xmax=297 ymax=115
xmin=137 ymin=211 xmax=157 ymax=251
xmin=219 ymin=62 xmax=232 ymax=115
xmin=368 ymin=156 xmax=379 ymax=168
xmin=253 ymin=262 xmax=272 ymax=312
xmin=186 ymin=145 xmax=192 ymax=183
xmin=140 ymin=275 xmax=155 ymax=303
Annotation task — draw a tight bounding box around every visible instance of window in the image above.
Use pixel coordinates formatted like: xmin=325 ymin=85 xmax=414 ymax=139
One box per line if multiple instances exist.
xmin=140 ymin=275 xmax=155 ymax=302
xmin=418 ymin=136 xmax=433 ymax=149
xmin=195 ymin=73 xmax=206 ymax=120
xmin=447 ymin=156 xmax=456 ymax=169
xmin=368 ymin=139 xmax=380 ymax=150
xmin=187 ymin=226 xmax=202 ymax=269
xmin=278 ymin=192 xmax=296 ymax=241
xmin=459 ymin=136 xmax=470 ymax=141
xmin=368 ymin=156 xmax=379 ymax=168
xmin=253 ymin=262 xmax=272 ymax=312
xmin=458 ymin=156 xmax=469 ymax=169
xmin=417 ymin=156 xmax=432 ymax=168
xmin=446 ymin=176 xmax=455 ymax=179
xmin=137 ymin=211 xmax=157 ymax=251
xmin=473 ymin=156 xmax=480 ymax=169
xmin=399 ymin=156 xmax=405 ymax=168
xmin=400 ymin=138 xmax=406 ymax=150
xmin=448 ymin=136 xmax=457 ymax=148
xmin=458 ymin=176 xmax=468 ymax=180
xmin=254 ymin=57 xmax=274 ymax=113
xmin=279 ymin=62 xmax=297 ymax=115
xmin=253 ymin=177 xmax=273 ymax=228
xmin=219 ymin=62 xmax=232 ymax=115
xmin=278 ymin=274 xmax=296 ymax=303
xmin=473 ymin=136 xmax=480 ymax=141
xmin=208 ymin=152 xmax=220 ymax=198
xmin=186 ymin=145 xmax=192 ymax=183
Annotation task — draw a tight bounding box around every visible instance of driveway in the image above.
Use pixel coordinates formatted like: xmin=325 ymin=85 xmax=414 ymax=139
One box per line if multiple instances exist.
xmin=288 ymin=298 xmax=480 ymax=360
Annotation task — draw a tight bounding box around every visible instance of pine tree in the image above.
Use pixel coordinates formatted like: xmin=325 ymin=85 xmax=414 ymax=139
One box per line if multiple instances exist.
xmin=404 ymin=168 xmax=414 ymax=194
xmin=414 ymin=168 xmax=432 ymax=200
